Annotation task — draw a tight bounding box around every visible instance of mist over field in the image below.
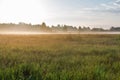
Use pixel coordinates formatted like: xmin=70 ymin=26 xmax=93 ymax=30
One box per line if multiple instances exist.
xmin=0 ymin=0 xmax=120 ymax=80
xmin=0 ymin=22 xmax=120 ymax=35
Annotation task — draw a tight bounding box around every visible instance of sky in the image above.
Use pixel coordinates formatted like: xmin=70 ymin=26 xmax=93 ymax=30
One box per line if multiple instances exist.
xmin=0 ymin=0 xmax=120 ymax=28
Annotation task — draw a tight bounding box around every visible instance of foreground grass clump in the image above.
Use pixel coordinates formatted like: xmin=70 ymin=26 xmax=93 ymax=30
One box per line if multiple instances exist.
xmin=0 ymin=34 xmax=120 ymax=80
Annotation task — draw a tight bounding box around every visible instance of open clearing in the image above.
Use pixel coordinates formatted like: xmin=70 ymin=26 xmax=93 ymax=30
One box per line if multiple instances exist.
xmin=0 ymin=34 xmax=120 ymax=80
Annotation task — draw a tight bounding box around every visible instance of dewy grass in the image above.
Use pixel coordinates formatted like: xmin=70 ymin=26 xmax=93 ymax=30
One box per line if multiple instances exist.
xmin=0 ymin=34 xmax=119 ymax=80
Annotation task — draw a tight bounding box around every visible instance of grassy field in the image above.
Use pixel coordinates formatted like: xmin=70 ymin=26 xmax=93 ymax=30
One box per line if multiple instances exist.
xmin=0 ymin=34 xmax=120 ymax=80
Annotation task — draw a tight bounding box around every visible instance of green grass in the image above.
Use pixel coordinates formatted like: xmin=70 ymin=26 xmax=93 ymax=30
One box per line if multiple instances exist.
xmin=0 ymin=34 xmax=120 ymax=80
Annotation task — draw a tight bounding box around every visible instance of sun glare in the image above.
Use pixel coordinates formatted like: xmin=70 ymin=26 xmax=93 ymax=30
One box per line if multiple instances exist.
xmin=0 ymin=0 xmax=49 ymax=23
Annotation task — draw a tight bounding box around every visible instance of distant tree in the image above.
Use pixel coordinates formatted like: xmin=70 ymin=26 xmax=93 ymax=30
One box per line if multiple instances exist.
xmin=92 ymin=28 xmax=104 ymax=31
xmin=51 ymin=25 xmax=55 ymax=28
xmin=19 ymin=22 xmax=26 ymax=25
xmin=110 ymin=26 xmax=115 ymax=31
xmin=87 ymin=27 xmax=90 ymax=30
xmin=40 ymin=22 xmax=48 ymax=31
xmin=110 ymin=26 xmax=120 ymax=31
xmin=73 ymin=27 xmax=77 ymax=31
xmin=57 ymin=24 xmax=60 ymax=27
xmin=79 ymin=26 xmax=82 ymax=29
xmin=63 ymin=25 xmax=68 ymax=32
xmin=78 ymin=26 xmax=82 ymax=31
xmin=83 ymin=26 xmax=86 ymax=31
xmin=41 ymin=22 xmax=46 ymax=28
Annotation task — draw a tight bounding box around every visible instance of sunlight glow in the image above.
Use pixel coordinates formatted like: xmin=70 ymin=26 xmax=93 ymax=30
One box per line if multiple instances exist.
xmin=0 ymin=0 xmax=49 ymax=23
xmin=0 ymin=0 xmax=120 ymax=27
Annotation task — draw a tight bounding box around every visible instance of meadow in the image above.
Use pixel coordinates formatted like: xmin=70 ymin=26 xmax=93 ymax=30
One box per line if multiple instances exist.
xmin=0 ymin=34 xmax=120 ymax=80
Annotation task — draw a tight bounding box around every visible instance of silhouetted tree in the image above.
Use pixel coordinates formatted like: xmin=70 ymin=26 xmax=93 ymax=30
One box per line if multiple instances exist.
xmin=57 ymin=24 xmax=60 ymax=27
xmin=63 ymin=25 xmax=67 ymax=32
xmin=79 ymin=26 xmax=82 ymax=30
xmin=92 ymin=28 xmax=104 ymax=31
xmin=110 ymin=26 xmax=120 ymax=31
xmin=41 ymin=22 xmax=46 ymax=28
xmin=40 ymin=22 xmax=48 ymax=31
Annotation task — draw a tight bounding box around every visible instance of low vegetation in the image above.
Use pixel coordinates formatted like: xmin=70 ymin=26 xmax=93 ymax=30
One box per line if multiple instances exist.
xmin=0 ymin=34 xmax=120 ymax=80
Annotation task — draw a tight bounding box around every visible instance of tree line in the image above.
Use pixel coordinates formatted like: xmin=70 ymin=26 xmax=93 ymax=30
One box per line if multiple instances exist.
xmin=0 ymin=22 xmax=120 ymax=32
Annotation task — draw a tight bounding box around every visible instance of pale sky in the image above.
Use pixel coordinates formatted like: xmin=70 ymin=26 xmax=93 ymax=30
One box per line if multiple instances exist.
xmin=0 ymin=0 xmax=120 ymax=28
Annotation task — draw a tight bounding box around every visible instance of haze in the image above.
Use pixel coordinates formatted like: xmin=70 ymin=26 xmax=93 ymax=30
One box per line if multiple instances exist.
xmin=0 ymin=0 xmax=120 ymax=28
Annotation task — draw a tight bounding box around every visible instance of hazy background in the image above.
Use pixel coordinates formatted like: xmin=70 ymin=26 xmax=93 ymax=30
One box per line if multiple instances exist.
xmin=0 ymin=0 xmax=120 ymax=28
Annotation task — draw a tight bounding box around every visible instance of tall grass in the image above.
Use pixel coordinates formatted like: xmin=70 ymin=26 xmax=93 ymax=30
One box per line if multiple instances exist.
xmin=0 ymin=34 xmax=120 ymax=80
